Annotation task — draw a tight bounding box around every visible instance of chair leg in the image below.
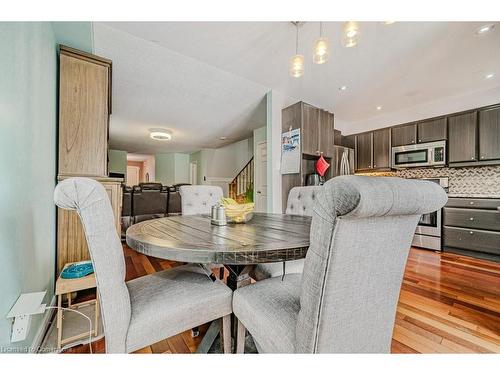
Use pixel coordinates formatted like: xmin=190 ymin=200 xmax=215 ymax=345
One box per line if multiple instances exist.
xmin=221 ymin=315 xmax=232 ymax=354
xmin=236 ymin=319 xmax=246 ymax=354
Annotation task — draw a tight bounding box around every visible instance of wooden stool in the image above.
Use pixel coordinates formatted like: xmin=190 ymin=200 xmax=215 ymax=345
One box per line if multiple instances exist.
xmin=55 ymin=262 xmax=100 ymax=349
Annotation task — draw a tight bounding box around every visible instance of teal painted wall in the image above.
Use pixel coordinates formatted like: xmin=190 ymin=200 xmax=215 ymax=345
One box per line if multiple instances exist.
xmin=108 ymin=149 xmax=127 ymax=177
xmin=155 ymin=154 xmax=176 ymax=185
xmin=51 ymin=22 xmax=93 ymax=53
xmin=0 ymin=22 xmax=58 ymax=349
xmin=155 ymin=153 xmax=190 ymax=185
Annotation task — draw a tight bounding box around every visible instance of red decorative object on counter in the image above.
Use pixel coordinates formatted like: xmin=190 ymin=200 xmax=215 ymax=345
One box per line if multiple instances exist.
xmin=316 ymin=155 xmax=330 ymax=177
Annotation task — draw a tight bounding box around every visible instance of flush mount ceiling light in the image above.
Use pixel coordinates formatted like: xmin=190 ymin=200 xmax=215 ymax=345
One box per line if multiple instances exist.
xmin=485 ymin=73 xmax=495 ymax=79
xmin=339 ymin=85 xmax=348 ymax=91
xmin=313 ymin=22 xmax=330 ymax=64
xmin=290 ymin=22 xmax=305 ymax=78
xmin=149 ymin=129 xmax=172 ymax=141
xmin=475 ymin=24 xmax=495 ymax=35
xmin=220 ymin=136 xmax=227 ymax=140
xmin=342 ymin=21 xmax=360 ymax=48
xmin=376 ymin=105 xmax=383 ymax=111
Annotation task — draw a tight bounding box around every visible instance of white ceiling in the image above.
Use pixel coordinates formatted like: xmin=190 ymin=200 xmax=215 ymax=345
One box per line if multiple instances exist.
xmin=95 ymin=21 xmax=500 ymax=152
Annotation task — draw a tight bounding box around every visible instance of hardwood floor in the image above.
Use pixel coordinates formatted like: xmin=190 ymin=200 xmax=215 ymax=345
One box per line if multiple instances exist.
xmin=64 ymin=245 xmax=500 ymax=354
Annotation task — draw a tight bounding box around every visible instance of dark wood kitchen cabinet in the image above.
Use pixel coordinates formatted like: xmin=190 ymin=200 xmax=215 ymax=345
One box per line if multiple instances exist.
xmin=391 ymin=123 xmax=417 ymax=147
xmin=448 ymin=111 xmax=477 ymax=164
xmin=356 ymin=132 xmax=373 ymax=170
xmin=417 ymin=117 xmax=447 ymax=143
xmin=301 ymin=103 xmax=320 ymax=156
xmin=372 ymin=128 xmax=391 ymax=169
xmin=478 ymin=106 xmax=500 ymax=161
xmin=319 ymin=110 xmax=335 ymax=158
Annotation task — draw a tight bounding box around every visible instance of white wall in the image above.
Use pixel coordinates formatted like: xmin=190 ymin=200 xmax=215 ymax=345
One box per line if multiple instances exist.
xmin=201 ymin=138 xmax=254 ymax=180
xmin=266 ymin=90 xmax=296 ymax=213
xmin=337 ymin=86 xmax=500 ymax=135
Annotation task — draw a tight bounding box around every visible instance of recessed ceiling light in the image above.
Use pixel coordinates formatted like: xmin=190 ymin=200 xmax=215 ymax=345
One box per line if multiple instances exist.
xmin=475 ymin=24 xmax=495 ymax=35
xmin=382 ymin=21 xmax=396 ymax=25
xmin=376 ymin=106 xmax=383 ymax=111
xmin=485 ymin=73 xmax=495 ymax=79
xmin=339 ymin=85 xmax=348 ymax=91
xmin=220 ymin=136 xmax=227 ymax=140
xmin=150 ymin=129 xmax=172 ymax=141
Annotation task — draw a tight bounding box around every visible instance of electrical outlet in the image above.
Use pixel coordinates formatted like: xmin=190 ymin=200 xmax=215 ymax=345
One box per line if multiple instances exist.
xmin=11 ymin=314 xmax=32 ymax=342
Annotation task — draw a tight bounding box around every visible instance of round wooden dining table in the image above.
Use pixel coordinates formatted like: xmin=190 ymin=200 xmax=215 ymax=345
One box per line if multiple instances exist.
xmin=126 ymin=212 xmax=312 ymax=353
xmin=126 ymin=212 xmax=311 ymax=290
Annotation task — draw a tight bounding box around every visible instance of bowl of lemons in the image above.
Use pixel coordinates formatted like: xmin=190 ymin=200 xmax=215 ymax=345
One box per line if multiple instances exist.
xmin=221 ymin=197 xmax=255 ymax=223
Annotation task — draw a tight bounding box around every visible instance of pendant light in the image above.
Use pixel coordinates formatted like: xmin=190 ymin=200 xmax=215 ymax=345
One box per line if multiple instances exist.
xmin=341 ymin=21 xmax=360 ymax=48
xmin=313 ymin=22 xmax=329 ymax=64
xmin=289 ymin=23 xmax=304 ymax=78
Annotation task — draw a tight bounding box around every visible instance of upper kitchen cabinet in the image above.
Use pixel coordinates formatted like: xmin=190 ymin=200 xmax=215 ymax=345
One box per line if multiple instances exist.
xmin=58 ymin=45 xmax=112 ymax=177
xmin=301 ymin=103 xmax=320 ymax=156
xmin=478 ymin=106 xmax=500 ymax=161
xmin=391 ymin=123 xmax=417 ymax=147
xmin=283 ymin=102 xmax=336 ymax=157
xmin=448 ymin=111 xmax=477 ymax=164
xmin=319 ymin=110 xmax=335 ymax=158
xmin=373 ymin=128 xmax=391 ymax=169
xmin=417 ymin=117 xmax=447 ymax=143
xmin=356 ymin=132 xmax=373 ymax=170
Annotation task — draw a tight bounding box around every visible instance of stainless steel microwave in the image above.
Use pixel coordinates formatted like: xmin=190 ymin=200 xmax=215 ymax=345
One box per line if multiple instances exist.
xmin=391 ymin=140 xmax=446 ymax=169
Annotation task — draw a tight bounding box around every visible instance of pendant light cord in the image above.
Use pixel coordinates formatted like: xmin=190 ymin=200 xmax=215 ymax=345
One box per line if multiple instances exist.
xmin=295 ymin=24 xmax=299 ymax=54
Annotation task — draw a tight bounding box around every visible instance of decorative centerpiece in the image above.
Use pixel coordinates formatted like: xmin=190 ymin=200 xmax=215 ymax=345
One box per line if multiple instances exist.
xmin=221 ymin=197 xmax=255 ymax=223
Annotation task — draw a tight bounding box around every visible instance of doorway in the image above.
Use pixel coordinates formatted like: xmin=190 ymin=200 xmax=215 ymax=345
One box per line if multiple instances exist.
xmin=126 ymin=166 xmax=140 ymax=186
xmin=189 ymin=162 xmax=198 ymax=185
xmin=255 ymin=141 xmax=267 ymax=212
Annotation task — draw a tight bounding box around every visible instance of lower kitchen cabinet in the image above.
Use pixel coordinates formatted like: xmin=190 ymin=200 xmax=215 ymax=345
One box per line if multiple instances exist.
xmin=443 ymin=197 xmax=500 ymax=258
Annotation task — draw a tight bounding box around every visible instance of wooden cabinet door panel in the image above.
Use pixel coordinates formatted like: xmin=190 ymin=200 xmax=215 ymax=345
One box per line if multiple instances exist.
xmin=356 ymin=132 xmax=373 ymax=170
xmin=417 ymin=117 xmax=447 ymax=143
xmin=373 ymin=128 xmax=391 ymax=169
xmin=448 ymin=112 xmax=477 ymax=163
xmin=58 ymin=53 xmax=109 ymax=176
xmin=301 ymin=103 xmax=320 ymax=156
xmin=391 ymin=123 xmax=417 ymax=147
xmin=479 ymin=106 xmax=500 ymax=161
xmin=319 ymin=110 xmax=335 ymax=158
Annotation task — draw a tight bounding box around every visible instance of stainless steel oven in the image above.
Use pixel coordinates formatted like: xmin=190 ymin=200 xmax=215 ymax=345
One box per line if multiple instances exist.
xmin=412 ymin=177 xmax=449 ymax=251
xmin=392 ymin=140 xmax=446 ymax=169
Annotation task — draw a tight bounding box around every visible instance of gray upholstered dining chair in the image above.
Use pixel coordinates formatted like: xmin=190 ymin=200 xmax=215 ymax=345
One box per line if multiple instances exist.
xmin=251 ymin=186 xmax=322 ymax=281
xmin=233 ymin=175 xmax=447 ymax=353
xmin=54 ymin=178 xmax=233 ymax=353
xmin=179 ymin=185 xmax=224 ymax=215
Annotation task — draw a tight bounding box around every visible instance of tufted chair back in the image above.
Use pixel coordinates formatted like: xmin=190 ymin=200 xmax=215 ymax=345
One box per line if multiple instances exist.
xmin=179 ymin=185 xmax=224 ymax=215
xmin=285 ymin=186 xmax=323 ymax=216
xmin=54 ymin=178 xmax=131 ymax=353
xmin=295 ymin=176 xmax=447 ymax=353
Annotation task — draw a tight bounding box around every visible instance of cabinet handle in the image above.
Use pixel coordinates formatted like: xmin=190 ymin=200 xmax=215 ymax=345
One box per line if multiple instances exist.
xmin=480 ymin=155 xmax=485 ymax=159
xmin=418 ymin=139 xmax=421 ymax=142
xmin=469 ymin=231 xmax=474 ymax=235
xmin=470 ymin=201 xmax=474 ymax=205
xmin=373 ymin=164 xmax=377 ymax=168
xmin=471 ymin=157 xmax=475 ymax=160
xmin=469 ymin=217 xmax=474 ymax=221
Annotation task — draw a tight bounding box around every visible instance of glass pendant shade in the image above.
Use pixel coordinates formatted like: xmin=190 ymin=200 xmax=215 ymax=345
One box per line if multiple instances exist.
xmin=290 ymin=54 xmax=304 ymax=78
xmin=342 ymin=21 xmax=360 ymax=48
xmin=313 ymin=37 xmax=329 ymax=64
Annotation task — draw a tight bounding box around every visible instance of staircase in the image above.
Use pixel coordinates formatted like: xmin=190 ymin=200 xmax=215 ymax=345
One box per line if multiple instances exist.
xmin=229 ymin=157 xmax=254 ymax=202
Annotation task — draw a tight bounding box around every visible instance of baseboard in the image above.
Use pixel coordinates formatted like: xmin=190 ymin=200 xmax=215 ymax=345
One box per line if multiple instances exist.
xmin=32 ymin=295 xmax=56 ymax=353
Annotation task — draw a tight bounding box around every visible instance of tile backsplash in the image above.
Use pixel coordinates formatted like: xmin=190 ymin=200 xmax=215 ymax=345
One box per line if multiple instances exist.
xmin=357 ymin=166 xmax=500 ymax=196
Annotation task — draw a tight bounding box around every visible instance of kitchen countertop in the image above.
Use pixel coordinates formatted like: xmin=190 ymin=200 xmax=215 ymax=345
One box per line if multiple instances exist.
xmin=447 ymin=193 xmax=500 ymax=199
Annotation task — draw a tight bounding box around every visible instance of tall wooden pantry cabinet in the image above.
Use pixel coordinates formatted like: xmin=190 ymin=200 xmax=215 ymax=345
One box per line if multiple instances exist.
xmin=56 ymin=45 xmax=122 ymax=274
